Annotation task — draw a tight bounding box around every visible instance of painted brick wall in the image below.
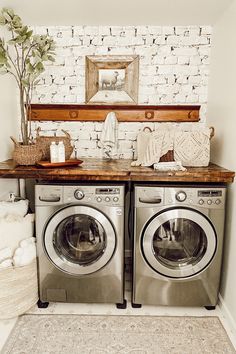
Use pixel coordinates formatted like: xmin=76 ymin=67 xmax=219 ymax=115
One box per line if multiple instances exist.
xmin=31 ymin=25 xmax=212 ymax=159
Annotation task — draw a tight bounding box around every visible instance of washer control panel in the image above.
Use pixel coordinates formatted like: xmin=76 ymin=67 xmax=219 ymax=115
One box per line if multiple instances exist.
xmin=64 ymin=185 xmax=124 ymax=207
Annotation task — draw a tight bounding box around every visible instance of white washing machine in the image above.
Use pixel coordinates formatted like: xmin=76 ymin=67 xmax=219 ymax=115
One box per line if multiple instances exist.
xmin=133 ymin=185 xmax=226 ymax=308
xmin=35 ymin=183 xmax=126 ymax=308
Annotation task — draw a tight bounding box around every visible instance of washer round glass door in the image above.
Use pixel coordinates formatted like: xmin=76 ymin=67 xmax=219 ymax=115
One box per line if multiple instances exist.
xmin=142 ymin=208 xmax=217 ymax=278
xmin=44 ymin=205 xmax=116 ymax=275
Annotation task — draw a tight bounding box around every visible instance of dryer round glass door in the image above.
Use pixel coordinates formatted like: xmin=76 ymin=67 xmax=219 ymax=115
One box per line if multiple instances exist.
xmin=142 ymin=208 xmax=217 ymax=278
xmin=44 ymin=205 xmax=116 ymax=275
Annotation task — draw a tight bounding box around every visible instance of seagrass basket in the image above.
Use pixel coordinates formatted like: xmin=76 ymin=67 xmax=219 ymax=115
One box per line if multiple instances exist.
xmin=35 ymin=127 xmax=73 ymax=161
xmin=0 ymin=260 xmax=38 ymax=319
xmin=11 ymin=137 xmax=42 ymax=165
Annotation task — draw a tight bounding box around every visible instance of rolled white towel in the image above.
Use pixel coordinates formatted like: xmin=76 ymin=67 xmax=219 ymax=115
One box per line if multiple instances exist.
xmin=13 ymin=243 xmax=36 ymax=267
xmin=0 ymin=258 xmax=13 ymax=269
xmin=20 ymin=237 xmax=36 ymax=248
xmin=14 ymin=247 xmax=24 ymax=257
xmin=0 ymin=247 xmax=13 ymax=262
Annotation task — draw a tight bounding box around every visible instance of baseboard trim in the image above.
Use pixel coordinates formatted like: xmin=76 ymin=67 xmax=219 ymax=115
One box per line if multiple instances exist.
xmin=218 ymin=293 xmax=236 ymax=341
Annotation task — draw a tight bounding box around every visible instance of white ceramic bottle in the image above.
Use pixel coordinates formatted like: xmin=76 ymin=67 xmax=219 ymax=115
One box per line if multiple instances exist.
xmin=58 ymin=141 xmax=65 ymax=162
xmin=50 ymin=141 xmax=58 ymax=163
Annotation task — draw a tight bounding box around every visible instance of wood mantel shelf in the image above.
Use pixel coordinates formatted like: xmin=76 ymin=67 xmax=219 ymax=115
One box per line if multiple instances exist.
xmin=0 ymin=159 xmax=234 ymax=183
xmin=29 ymin=104 xmax=200 ymax=122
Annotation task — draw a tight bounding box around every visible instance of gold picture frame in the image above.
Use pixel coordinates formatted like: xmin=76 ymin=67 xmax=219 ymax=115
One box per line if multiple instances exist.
xmin=85 ymin=55 xmax=139 ymax=104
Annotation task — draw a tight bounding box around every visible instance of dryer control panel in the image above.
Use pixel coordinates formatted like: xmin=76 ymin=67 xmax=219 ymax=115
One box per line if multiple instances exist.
xmin=165 ymin=187 xmax=226 ymax=209
xmin=135 ymin=186 xmax=226 ymax=209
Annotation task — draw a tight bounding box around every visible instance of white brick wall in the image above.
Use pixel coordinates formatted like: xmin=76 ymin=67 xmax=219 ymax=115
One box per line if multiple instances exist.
xmin=31 ymin=25 xmax=212 ymax=159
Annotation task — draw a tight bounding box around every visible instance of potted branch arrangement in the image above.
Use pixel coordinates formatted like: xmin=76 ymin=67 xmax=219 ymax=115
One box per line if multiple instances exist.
xmin=0 ymin=8 xmax=56 ymax=165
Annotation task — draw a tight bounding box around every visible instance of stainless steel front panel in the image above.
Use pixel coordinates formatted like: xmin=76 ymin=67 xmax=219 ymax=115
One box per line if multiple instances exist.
xmin=133 ymin=186 xmax=226 ymax=307
xmin=35 ymin=184 xmax=125 ymax=304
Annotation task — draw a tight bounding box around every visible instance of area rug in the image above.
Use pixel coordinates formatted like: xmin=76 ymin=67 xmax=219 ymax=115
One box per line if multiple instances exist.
xmin=2 ymin=315 xmax=235 ymax=354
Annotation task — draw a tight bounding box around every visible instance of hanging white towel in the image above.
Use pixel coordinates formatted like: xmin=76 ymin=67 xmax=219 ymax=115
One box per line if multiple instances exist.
xmin=99 ymin=112 xmax=118 ymax=158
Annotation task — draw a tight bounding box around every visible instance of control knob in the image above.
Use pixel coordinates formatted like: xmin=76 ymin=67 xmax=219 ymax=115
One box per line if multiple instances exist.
xmin=175 ymin=191 xmax=187 ymax=202
xmin=207 ymin=199 xmax=212 ymax=205
xmin=96 ymin=196 xmax=102 ymax=202
xmin=74 ymin=189 xmax=84 ymax=200
xmin=198 ymin=199 xmax=204 ymax=205
xmin=105 ymin=196 xmax=110 ymax=202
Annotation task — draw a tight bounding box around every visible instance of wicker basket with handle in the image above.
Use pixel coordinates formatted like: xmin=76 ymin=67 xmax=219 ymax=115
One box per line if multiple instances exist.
xmin=35 ymin=127 xmax=73 ymax=161
xmin=11 ymin=137 xmax=43 ymax=165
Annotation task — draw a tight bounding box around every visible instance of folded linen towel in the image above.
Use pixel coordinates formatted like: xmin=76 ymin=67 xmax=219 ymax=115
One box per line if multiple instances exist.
xmin=153 ymin=161 xmax=186 ymax=171
xmin=99 ymin=112 xmax=118 ymax=158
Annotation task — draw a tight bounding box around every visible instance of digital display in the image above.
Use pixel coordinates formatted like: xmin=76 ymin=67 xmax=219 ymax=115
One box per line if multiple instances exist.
xmin=96 ymin=188 xmax=120 ymax=194
xmin=198 ymin=190 xmax=222 ymax=197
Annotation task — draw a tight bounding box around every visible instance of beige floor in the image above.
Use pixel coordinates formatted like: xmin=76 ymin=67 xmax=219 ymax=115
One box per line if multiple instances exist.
xmin=1 ymin=295 xmax=236 ymax=352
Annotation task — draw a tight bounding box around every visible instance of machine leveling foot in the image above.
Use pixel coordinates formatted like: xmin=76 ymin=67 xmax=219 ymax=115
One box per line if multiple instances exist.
xmin=205 ymin=305 xmax=216 ymax=310
xmin=37 ymin=299 xmax=49 ymax=308
xmin=116 ymin=299 xmax=127 ymax=309
xmin=131 ymin=303 xmax=142 ymax=308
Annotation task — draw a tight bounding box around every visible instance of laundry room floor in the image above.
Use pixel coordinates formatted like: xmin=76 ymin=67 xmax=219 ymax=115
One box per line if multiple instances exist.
xmin=1 ymin=292 xmax=236 ymax=352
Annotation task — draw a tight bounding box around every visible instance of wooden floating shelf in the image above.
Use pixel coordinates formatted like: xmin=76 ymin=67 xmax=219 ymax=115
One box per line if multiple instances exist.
xmin=29 ymin=104 xmax=200 ymax=122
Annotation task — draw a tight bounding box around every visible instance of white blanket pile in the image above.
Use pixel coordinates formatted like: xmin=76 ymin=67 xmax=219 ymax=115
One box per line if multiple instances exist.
xmin=0 ymin=214 xmax=36 ymax=269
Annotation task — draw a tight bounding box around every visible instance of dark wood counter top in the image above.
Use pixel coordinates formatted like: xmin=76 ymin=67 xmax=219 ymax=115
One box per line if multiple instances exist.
xmin=0 ymin=159 xmax=234 ymax=183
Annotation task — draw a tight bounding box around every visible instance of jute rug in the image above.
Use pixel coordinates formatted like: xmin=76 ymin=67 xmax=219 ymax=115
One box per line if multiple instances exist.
xmin=2 ymin=315 xmax=235 ymax=354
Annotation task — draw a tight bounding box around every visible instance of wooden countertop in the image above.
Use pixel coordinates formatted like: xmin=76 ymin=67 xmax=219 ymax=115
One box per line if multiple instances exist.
xmin=0 ymin=159 xmax=234 ymax=183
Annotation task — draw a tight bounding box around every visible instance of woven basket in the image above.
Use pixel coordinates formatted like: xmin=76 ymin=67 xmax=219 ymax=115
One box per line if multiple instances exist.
xmin=35 ymin=128 xmax=73 ymax=161
xmin=0 ymin=260 xmax=38 ymax=319
xmin=160 ymin=150 xmax=174 ymax=162
xmin=11 ymin=137 xmax=42 ymax=165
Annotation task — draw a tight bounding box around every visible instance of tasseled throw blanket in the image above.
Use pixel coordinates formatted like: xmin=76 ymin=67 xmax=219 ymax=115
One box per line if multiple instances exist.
xmin=131 ymin=127 xmax=174 ymax=167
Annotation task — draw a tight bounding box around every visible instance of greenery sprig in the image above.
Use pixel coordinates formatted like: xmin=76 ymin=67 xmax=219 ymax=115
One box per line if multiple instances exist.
xmin=0 ymin=8 xmax=56 ymax=144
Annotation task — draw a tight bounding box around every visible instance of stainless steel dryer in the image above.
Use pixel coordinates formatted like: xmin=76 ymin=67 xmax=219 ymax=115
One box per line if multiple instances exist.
xmin=133 ymin=185 xmax=226 ymax=308
xmin=35 ymin=183 xmax=126 ymax=308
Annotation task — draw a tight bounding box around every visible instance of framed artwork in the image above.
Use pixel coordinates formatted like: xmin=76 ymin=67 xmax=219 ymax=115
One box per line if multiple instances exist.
xmin=85 ymin=55 xmax=139 ymax=104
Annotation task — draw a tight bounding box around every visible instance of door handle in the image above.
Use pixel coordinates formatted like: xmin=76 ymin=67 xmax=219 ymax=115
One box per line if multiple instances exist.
xmin=39 ymin=196 xmax=61 ymax=202
xmin=139 ymin=197 xmax=162 ymax=204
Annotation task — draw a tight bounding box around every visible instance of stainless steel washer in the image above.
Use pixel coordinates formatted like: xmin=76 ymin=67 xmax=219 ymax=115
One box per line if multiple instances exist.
xmin=133 ymin=185 xmax=226 ymax=308
xmin=35 ymin=183 xmax=125 ymax=307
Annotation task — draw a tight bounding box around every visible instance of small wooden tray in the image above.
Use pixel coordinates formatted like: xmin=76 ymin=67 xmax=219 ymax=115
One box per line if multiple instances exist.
xmin=36 ymin=159 xmax=83 ymax=168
